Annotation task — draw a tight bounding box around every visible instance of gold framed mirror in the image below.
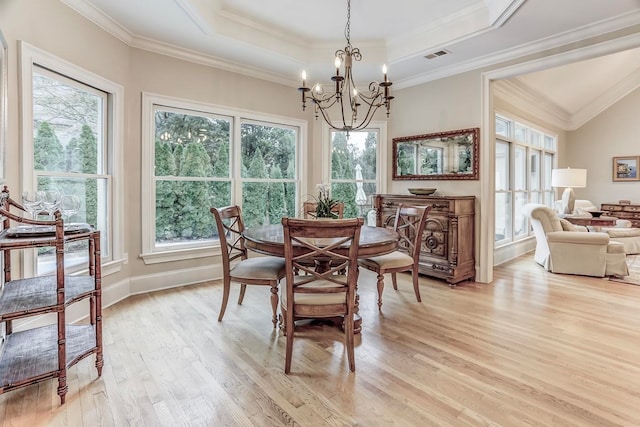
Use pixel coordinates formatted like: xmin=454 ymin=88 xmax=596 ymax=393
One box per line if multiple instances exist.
xmin=392 ymin=128 xmax=479 ymax=181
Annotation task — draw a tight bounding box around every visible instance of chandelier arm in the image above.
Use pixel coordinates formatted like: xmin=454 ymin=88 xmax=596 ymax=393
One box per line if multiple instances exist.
xmin=352 ymin=101 xmax=378 ymax=129
xmin=296 ymin=0 xmax=391 ymax=132
xmin=312 ymin=96 xmax=341 ymax=110
xmin=354 ymin=91 xmax=384 ymax=105
xmin=316 ymin=105 xmax=349 ymax=131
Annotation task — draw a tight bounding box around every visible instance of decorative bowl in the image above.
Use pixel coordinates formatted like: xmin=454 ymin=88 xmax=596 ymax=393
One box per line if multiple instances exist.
xmin=408 ymin=188 xmax=437 ymax=196
xmin=590 ymin=211 xmax=604 ymax=218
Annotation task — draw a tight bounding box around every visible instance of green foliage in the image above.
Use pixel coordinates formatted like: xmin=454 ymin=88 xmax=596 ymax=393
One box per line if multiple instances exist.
xmin=243 ymin=148 xmax=269 ymax=228
xmin=329 ymin=131 xmax=378 ymax=219
xmin=78 ymin=124 xmax=98 ymax=227
xmin=34 ymin=122 xmax=65 ymax=172
xmin=268 ymin=166 xmax=287 ymax=223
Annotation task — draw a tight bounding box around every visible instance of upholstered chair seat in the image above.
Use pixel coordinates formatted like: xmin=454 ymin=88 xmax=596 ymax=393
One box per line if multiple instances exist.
xmin=358 ymin=204 xmax=431 ymax=309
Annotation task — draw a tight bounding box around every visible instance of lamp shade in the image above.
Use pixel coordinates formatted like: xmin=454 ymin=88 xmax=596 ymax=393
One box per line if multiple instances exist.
xmin=551 ymin=168 xmax=587 ymax=188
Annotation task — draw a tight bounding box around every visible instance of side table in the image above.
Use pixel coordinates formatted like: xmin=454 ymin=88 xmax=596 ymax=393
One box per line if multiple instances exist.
xmin=565 ymin=216 xmax=617 ymax=227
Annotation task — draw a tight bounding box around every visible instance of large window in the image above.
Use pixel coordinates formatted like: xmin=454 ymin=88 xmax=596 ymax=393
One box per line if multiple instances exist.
xmin=20 ymin=43 xmax=124 ymax=276
xmin=142 ymin=94 xmax=303 ymax=262
xmin=495 ymin=114 xmax=556 ymax=246
xmin=32 ymin=67 xmax=110 ymax=273
xmin=328 ymin=127 xmax=384 ymax=219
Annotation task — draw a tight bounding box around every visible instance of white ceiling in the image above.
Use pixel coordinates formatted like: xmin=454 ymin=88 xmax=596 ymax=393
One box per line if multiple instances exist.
xmin=61 ymin=0 xmax=640 ymax=129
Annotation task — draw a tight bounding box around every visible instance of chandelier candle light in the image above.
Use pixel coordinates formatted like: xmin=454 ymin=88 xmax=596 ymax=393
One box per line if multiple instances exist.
xmin=298 ymin=0 xmax=393 ymax=136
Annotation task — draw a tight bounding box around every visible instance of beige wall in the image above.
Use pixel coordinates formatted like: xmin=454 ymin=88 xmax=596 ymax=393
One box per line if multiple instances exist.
xmin=0 ymin=0 xmax=320 ymax=299
xmin=568 ymin=86 xmax=640 ymax=206
xmin=389 ymin=71 xmax=482 ymax=197
xmin=9 ymin=0 xmax=613 ymax=295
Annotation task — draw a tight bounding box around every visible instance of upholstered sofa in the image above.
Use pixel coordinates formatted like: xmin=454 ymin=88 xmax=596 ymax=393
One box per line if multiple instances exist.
xmin=524 ymin=203 xmax=629 ymax=277
xmin=556 ymin=199 xmax=640 ymax=254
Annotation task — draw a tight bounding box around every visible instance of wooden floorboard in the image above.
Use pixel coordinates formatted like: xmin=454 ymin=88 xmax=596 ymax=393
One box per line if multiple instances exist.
xmin=1 ymin=253 xmax=640 ymax=426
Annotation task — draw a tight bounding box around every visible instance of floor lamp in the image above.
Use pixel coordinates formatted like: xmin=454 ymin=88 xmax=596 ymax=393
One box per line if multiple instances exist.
xmin=551 ymin=168 xmax=587 ymax=215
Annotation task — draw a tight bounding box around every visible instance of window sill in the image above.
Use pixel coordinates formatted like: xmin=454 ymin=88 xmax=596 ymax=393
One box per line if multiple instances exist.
xmin=140 ymin=246 xmax=221 ymax=265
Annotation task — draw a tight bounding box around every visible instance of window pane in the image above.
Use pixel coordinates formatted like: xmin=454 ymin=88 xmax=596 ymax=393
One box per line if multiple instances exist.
xmin=331 ymin=131 xmax=378 ymax=179
xmin=495 ymin=141 xmax=509 ymax=191
xmin=514 ymin=191 xmax=528 ymax=237
xmin=530 ymin=149 xmax=540 ymax=191
xmin=331 ymin=182 xmax=377 ymax=219
xmin=514 ymin=146 xmax=526 ymax=190
xmin=329 ymin=129 xmax=379 ymax=219
xmin=514 ymin=123 xmax=527 ymax=143
xmin=155 ymin=110 xmax=230 ymax=178
xmin=544 ymin=153 xmax=553 ymax=191
xmin=530 ymin=130 xmax=542 ymax=147
xmin=240 ymin=122 xmax=297 ymax=227
xmin=496 ymin=116 xmax=510 ymax=137
xmin=495 ymin=192 xmax=512 ymax=242
xmin=241 ymin=123 xmax=296 ymax=179
xmin=33 ymin=70 xmax=104 ymax=174
xmin=544 ymin=135 xmax=556 ymax=150
xmin=155 ymin=180 xmax=219 ymax=245
xmin=241 ymin=181 xmax=295 ymax=228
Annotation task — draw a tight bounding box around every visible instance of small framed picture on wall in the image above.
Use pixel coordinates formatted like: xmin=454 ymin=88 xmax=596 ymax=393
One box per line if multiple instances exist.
xmin=613 ymin=156 xmax=640 ymax=181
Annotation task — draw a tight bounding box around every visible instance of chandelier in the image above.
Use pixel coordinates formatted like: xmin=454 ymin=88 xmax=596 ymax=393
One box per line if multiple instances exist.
xmin=298 ymin=0 xmax=393 ymax=136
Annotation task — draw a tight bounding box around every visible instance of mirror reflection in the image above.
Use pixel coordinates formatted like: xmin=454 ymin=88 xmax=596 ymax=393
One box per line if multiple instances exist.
xmin=392 ymin=128 xmax=479 ymax=180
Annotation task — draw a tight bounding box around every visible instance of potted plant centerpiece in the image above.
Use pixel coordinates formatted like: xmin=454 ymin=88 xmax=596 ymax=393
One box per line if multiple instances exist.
xmin=315 ymin=183 xmax=340 ymax=219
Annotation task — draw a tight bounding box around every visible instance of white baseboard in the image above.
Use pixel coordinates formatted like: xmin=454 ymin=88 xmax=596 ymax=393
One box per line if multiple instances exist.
xmin=129 ymin=264 xmax=222 ymax=295
xmin=494 ymin=236 xmax=536 ymax=266
xmin=8 ymin=264 xmax=223 ymax=332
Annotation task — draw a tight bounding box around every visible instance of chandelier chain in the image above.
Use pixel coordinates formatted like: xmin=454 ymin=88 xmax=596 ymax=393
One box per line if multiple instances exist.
xmin=345 ymin=0 xmax=351 ymax=48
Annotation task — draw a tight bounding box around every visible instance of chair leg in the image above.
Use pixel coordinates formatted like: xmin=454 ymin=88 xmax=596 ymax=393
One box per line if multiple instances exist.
xmin=376 ymin=272 xmax=385 ymax=310
xmin=391 ymin=272 xmax=398 ymax=290
xmin=270 ymin=286 xmax=278 ymax=328
xmin=285 ymin=312 xmax=295 ymax=374
xmin=237 ymin=284 xmax=247 ymax=304
xmin=218 ymin=278 xmax=231 ymax=322
xmin=412 ymin=267 xmax=421 ymax=302
xmin=345 ymin=311 xmax=355 ymax=372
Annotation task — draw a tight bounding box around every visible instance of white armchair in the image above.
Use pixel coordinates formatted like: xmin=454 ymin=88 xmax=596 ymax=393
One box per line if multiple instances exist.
xmin=523 ymin=203 xmax=628 ymax=277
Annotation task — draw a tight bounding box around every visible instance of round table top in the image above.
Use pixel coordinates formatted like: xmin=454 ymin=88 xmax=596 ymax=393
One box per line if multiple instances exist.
xmin=243 ymin=224 xmax=399 ymax=258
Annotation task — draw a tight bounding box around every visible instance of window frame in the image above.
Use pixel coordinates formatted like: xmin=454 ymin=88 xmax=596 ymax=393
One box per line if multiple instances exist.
xmin=19 ymin=42 xmax=125 ymax=277
xmin=140 ymin=92 xmax=307 ymax=264
xmin=494 ymin=112 xmax=557 ymax=248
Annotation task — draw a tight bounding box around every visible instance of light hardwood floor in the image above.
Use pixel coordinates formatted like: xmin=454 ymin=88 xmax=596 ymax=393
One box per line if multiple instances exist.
xmin=1 ymin=254 xmax=640 ymax=426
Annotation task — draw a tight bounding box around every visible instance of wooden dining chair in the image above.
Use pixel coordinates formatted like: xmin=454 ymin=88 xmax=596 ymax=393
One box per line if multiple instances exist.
xmin=358 ymin=204 xmax=432 ymax=310
xmin=210 ymin=205 xmax=286 ymax=327
xmin=302 ymin=201 xmax=344 ymax=219
xmin=280 ymin=217 xmax=363 ymax=373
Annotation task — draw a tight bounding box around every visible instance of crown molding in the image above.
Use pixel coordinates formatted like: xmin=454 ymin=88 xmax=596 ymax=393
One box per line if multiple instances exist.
xmin=60 ymin=0 xmax=134 ymax=45
xmin=493 ymin=64 xmax=640 ymax=131
xmin=570 ymin=66 xmax=640 ymax=129
xmin=395 ymin=9 xmax=640 ymax=90
xmin=174 ymin=0 xmax=212 ymax=36
xmin=493 ymin=79 xmax=571 ymax=130
xmin=130 ymin=36 xmax=295 ymax=88
xmin=61 ymin=0 xmax=640 ymax=93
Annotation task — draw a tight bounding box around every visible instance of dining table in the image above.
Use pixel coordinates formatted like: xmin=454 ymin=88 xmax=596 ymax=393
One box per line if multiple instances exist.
xmin=243 ymin=223 xmax=400 ymax=333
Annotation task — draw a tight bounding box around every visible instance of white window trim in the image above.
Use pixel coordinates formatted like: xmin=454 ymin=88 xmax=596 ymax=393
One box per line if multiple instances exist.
xmin=494 ymin=111 xmax=557 ymax=249
xmin=18 ymin=41 xmax=126 ymax=276
xmin=321 ymin=121 xmax=388 ymax=196
xmin=140 ymin=92 xmax=307 ymax=264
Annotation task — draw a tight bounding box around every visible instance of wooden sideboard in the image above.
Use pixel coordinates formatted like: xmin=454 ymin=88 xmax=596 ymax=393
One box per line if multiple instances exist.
xmin=601 ymin=203 xmax=640 ymax=227
xmin=373 ymin=194 xmax=475 ymax=286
